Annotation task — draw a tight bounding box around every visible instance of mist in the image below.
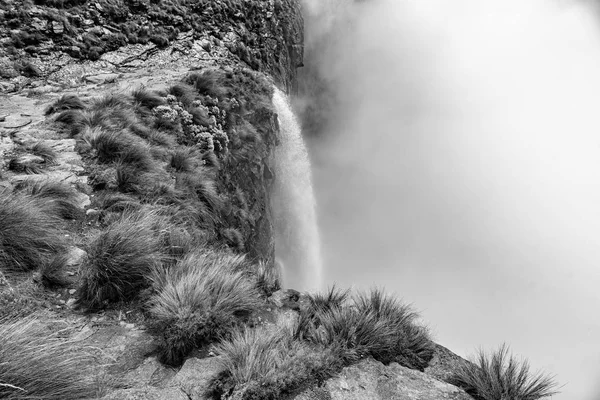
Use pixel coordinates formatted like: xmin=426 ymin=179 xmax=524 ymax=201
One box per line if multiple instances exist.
xmin=298 ymin=1 xmax=600 ymax=399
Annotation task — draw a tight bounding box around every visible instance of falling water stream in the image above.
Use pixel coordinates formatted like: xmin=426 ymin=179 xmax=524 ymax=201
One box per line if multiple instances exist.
xmin=271 ymin=87 xmax=323 ymax=292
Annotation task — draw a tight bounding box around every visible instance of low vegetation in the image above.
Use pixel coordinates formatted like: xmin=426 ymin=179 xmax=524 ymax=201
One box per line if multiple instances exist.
xmin=452 ymin=344 xmax=560 ymax=400
xmin=75 ymin=210 xmax=163 ymax=309
xmin=209 ymin=322 xmax=343 ymax=400
xmin=0 ymin=189 xmax=68 ymax=273
xmin=0 ymin=317 xmax=97 ymax=399
xmin=149 ymin=249 xmax=261 ymax=366
xmin=209 ymin=287 xmax=435 ymax=399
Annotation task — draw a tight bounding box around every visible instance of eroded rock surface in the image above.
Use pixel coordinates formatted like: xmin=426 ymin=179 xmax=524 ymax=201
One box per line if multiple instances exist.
xmin=295 ymin=358 xmax=472 ymax=400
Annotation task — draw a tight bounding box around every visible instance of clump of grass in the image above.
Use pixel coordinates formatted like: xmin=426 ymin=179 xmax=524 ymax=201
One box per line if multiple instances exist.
xmin=452 ymin=344 xmax=560 ymax=400
xmin=7 ymin=155 xmax=43 ymax=174
xmin=30 ymin=142 xmax=58 ymax=164
xmin=76 ymin=211 xmax=163 ymax=309
xmin=149 ymin=249 xmax=261 ymax=366
xmin=131 ymin=87 xmax=166 ymax=109
xmin=255 ymin=262 xmax=281 ymax=297
xmin=169 ymin=148 xmax=197 ymax=172
xmin=298 ymin=288 xmax=434 ymax=370
xmin=185 ymin=70 xmax=226 ymax=98
xmin=354 ymin=289 xmax=434 ymax=369
xmin=209 ymin=321 xmax=343 ymax=400
xmin=175 ymin=171 xmax=223 ymax=212
xmin=220 ymin=228 xmax=244 ymax=251
xmin=167 ymin=83 xmax=197 ymax=107
xmin=0 ymin=191 xmax=67 ymax=272
xmin=306 ymin=285 xmax=350 ymax=314
xmin=0 ymin=317 xmax=97 ymax=399
xmin=90 ymin=94 xmax=131 ymax=111
xmin=85 ymin=129 xmax=155 ymax=172
xmin=36 ymin=253 xmax=71 ymax=288
xmin=45 ymin=94 xmax=86 ymax=116
xmin=13 ymin=179 xmax=82 ymax=220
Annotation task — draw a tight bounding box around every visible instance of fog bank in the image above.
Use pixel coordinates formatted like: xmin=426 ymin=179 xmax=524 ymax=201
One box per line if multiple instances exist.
xmin=299 ymin=1 xmax=600 ymax=399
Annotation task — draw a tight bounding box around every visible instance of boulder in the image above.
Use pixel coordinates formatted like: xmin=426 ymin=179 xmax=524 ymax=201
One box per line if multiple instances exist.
xmin=294 ymin=358 xmax=473 ymax=400
xmin=167 ymin=356 xmax=223 ymax=400
xmin=101 ymin=387 xmax=188 ymax=400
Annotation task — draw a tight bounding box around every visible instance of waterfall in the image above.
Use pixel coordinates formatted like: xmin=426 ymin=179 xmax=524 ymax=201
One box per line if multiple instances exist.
xmin=271 ymin=87 xmax=323 ymax=292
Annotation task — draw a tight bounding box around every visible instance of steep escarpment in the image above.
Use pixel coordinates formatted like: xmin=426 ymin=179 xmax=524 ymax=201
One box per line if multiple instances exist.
xmin=0 ymin=0 xmax=303 ymax=92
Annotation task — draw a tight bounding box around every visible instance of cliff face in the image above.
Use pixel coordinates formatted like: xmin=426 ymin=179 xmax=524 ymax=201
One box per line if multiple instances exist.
xmin=1 ymin=0 xmax=305 ymax=264
xmin=0 ymin=0 xmax=303 ymax=93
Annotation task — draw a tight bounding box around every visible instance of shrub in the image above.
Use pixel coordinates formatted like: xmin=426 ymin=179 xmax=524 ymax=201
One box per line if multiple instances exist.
xmin=149 ymin=249 xmax=261 ymax=366
xmin=452 ymin=344 xmax=559 ymax=400
xmin=0 ymin=317 xmax=97 ymax=399
xmin=75 ymin=211 xmax=163 ymax=309
xmin=0 ymin=191 xmax=67 ymax=272
xmin=45 ymin=94 xmax=86 ymax=116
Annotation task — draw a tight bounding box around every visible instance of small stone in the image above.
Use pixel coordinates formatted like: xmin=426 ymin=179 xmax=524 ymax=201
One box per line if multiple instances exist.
xmin=31 ymin=17 xmax=46 ymax=31
xmin=124 ymin=323 xmax=135 ymax=329
xmin=52 ymin=21 xmax=65 ymax=34
xmin=66 ymin=298 xmax=76 ymax=308
xmin=59 ymin=300 xmax=66 ymax=304
xmin=86 ymin=208 xmax=99 ymax=217
xmin=69 ymin=289 xmax=76 ymax=295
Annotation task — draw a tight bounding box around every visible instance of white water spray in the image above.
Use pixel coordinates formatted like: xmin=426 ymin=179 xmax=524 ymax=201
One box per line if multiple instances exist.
xmin=271 ymin=87 xmax=323 ymax=292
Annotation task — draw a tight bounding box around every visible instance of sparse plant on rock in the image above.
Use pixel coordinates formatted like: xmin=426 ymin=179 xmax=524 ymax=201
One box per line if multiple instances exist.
xmin=452 ymin=344 xmax=559 ymax=400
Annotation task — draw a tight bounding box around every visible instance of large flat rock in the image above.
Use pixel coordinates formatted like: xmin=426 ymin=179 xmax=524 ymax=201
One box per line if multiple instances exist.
xmin=295 ymin=358 xmax=473 ymax=400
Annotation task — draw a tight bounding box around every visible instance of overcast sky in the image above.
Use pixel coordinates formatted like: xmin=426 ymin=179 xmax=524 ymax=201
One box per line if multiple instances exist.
xmin=302 ymin=1 xmax=600 ymax=399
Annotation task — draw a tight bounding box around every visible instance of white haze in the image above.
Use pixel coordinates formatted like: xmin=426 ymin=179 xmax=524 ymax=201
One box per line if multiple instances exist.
xmin=301 ymin=1 xmax=600 ymax=399
xmin=271 ymin=88 xmax=323 ymax=292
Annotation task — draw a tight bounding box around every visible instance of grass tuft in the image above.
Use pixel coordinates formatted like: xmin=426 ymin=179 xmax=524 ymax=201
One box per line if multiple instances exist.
xmin=0 ymin=317 xmax=97 ymax=400
xmin=131 ymin=87 xmax=166 ymax=109
xmin=76 ymin=211 xmax=163 ymax=309
xmin=209 ymin=321 xmax=343 ymax=400
xmin=167 ymin=83 xmax=197 ymax=107
xmin=13 ymin=179 xmax=82 ymax=220
xmin=149 ymin=249 xmax=261 ymax=366
xmin=255 ymin=262 xmax=281 ymax=296
xmin=30 ymin=142 xmax=58 ymax=164
xmin=452 ymin=344 xmax=560 ymax=400
xmin=0 ymin=191 xmax=67 ymax=272
xmin=45 ymin=94 xmax=86 ymax=116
